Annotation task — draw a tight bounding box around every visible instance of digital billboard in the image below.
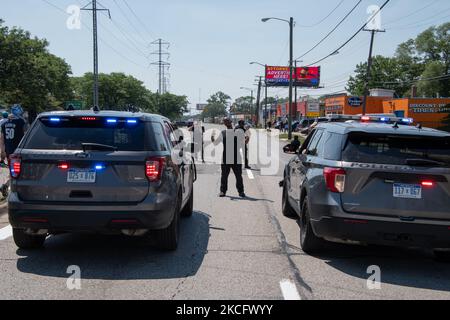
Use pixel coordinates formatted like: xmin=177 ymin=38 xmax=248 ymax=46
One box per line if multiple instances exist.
xmin=265 ymin=66 xmax=321 ymax=88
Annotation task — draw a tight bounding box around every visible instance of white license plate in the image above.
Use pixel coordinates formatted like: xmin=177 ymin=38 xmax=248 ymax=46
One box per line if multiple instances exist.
xmin=393 ymin=183 xmax=422 ymax=199
xmin=67 ymin=170 xmax=96 ymax=183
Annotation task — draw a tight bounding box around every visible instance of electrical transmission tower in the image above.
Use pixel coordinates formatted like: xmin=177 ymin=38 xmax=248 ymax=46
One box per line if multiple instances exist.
xmin=150 ymin=39 xmax=171 ymax=94
xmin=81 ymin=0 xmax=111 ymax=110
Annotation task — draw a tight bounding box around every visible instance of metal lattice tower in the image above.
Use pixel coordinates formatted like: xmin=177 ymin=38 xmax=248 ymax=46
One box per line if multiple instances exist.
xmin=150 ymin=39 xmax=170 ymax=94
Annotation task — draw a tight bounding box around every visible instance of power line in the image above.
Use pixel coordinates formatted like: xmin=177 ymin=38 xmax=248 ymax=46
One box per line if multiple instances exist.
xmin=295 ymin=0 xmax=363 ymax=60
xmin=382 ymin=0 xmax=438 ymax=26
xmin=112 ymin=0 xmax=149 ymax=45
xmin=41 ymin=0 xmax=147 ymax=69
xmin=304 ymin=0 xmax=391 ymax=67
xmin=297 ymin=0 xmax=345 ymax=28
xmin=121 ymin=0 xmax=157 ymax=39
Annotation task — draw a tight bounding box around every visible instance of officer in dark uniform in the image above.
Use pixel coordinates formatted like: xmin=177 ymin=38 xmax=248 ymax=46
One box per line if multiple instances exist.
xmin=212 ymin=118 xmax=246 ymax=198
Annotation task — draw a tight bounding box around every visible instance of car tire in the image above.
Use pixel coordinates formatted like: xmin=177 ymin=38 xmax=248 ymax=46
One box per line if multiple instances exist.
xmin=300 ymin=196 xmax=324 ymax=254
xmin=282 ymin=182 xmax=297 ymax=219
xmin=155 ymin=195 xmax=181 ymax=251
xmin=13 ymin=228 xmax=46 ymax=250
xmin=181 ymin=187 xmax=194 ymax=218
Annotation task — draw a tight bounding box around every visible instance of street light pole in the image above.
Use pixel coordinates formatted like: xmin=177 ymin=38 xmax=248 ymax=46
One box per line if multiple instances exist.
xmin=288 ymin=17 xmax=294 ymax=140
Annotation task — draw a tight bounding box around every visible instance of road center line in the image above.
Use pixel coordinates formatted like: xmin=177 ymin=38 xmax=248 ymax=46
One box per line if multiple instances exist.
xmin=246 ymin=169 xmax=254 ymax=180
xmin=280 ymin=279 xmax=301 ymax=300
xmin=0 ymin=225 xmax=12 ymax=241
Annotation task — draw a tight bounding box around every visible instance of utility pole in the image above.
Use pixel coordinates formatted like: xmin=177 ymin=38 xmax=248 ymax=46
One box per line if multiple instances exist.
xmin=362 ymin=28 xmax=385 ymax=115
xmin=265 ymin=77 xmax=268 ymax=129
xmin=150 ymin=39 xmax=170 ymax=94
xmin=288 ymin=17 xmax=294 ymax=140
xmin=255 ymin=76 xmax=263 ymax=127
xmin=81 ymin=0 xmax=111 ymax=110
xmin=294 ymin=60 xmax=298 ymax=119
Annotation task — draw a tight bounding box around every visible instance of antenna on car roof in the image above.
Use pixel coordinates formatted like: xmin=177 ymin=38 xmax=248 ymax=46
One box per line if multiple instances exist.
xmin=392 ymin=122 xmax=399 ymax=129
xmin=92 ymin=105 xmax=100 ymax=113
xmin=416 ymin=123 xmax=423 ymax=130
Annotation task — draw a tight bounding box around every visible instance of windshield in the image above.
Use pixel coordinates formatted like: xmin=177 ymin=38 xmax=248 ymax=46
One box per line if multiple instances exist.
xmin=24 ymin=118 xmax=146 ymax=151
xmin=342 ymin=133 xmax=450 ymax=167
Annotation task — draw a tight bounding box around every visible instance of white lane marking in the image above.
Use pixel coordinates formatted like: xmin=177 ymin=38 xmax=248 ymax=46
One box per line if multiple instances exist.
xmin=246 ymin=169 xmax=254 ymax=180
xmin=280 ymin=279 xmax=301 ymax=300
xmin=0 ymin=225 xmax=12 ymax=241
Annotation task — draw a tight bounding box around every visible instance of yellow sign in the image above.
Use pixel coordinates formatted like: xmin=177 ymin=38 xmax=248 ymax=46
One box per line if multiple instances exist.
xmin=307 ymin=112 xmax=320 ymax=118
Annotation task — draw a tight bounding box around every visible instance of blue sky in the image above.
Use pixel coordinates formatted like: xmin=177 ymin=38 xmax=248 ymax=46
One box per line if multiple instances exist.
xmin=2 ymin=0 xmax=450 ymax=112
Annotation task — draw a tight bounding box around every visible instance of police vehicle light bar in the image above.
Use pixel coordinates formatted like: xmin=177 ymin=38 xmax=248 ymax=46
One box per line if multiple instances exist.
xmin=326 ymin=114 xmax=414 ymax=125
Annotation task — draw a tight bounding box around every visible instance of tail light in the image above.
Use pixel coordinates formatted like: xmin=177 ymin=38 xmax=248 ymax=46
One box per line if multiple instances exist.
xmin=421 ymin=181 xmax=434 ymax=188
xmin=146 ymin=157 xmax=165 ymax=182
xmin=324 ymin=167 xmax=346 ymax=193
xmin=9 ymin=155 xmax=21 ymax=179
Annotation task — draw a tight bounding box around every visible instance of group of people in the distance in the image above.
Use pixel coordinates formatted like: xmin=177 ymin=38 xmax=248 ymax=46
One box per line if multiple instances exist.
xmin=0 ymin=105 xmax=28 ymax=165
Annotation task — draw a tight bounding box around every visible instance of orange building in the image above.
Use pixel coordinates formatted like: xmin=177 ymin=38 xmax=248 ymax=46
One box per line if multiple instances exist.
xmin=383 ymin=98 xmax=450 ymax=129
xmin=324 ymin=94 xmax=387 ymax=115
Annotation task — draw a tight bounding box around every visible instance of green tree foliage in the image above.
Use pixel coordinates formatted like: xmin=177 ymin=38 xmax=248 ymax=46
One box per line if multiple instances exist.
xmin=346 ymin=23 xmax=450 ymax=98
xmin=201 ymin=91 xmax=231 ymax=120
xmin=71 ymin=72 xmax=155 ymax=111
xmin=0 ymin=20 xmax=73 ymax=121
xmin=71 ymin=72 xmax=189 ymax=119
xmin=153 ymin=93 xmax=189 ymax=120
xmin=232 ymin=96 xmax=254 ymax=114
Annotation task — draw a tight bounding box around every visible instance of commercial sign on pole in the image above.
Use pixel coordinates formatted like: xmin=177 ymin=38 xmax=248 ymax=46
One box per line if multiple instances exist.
xmin=265 ymin=66 xmax=321 ymax=88
xmin=196 ymin=104 xmax=207 ymax=111
xmin=307 ymin=102 xmax=320 ymax=117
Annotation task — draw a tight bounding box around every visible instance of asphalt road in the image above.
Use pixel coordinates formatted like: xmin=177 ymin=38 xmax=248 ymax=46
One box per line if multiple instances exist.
xmin=0 ymin=124 xmax=449 ymax=300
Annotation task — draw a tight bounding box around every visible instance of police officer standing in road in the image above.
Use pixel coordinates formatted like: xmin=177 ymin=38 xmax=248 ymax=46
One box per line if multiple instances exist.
xmin=235 ymin=120 xmax=251 ymax=170
xmin=212 ymin=118 xmax=246 ymax=198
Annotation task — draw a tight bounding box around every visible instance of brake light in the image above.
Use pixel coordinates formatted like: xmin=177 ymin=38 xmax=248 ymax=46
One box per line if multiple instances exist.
xmin=58 ymin=163 xmax=69 ymax=170
xmin=146 ymin=157 xmax=165 ymax=182
xmin=9 ymin=155 xmax=21 ymax=178
xmin=421 ymin=181 xmax=434 ymax=188
xmin=81 ymin=117 xmax=97 ymax=121
xmin=324 ymin=167 xmax=346 ymax=193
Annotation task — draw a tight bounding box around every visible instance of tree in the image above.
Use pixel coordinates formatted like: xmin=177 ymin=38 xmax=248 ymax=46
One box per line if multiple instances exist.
xmin=201 ymin=91 xmax=231 ymax=120
xmin=71 ymin=72 xmax=155 ymax=111
xmin=417 ymin=61 xmax=447 ymax=97
xmin=154 ymin=93 xmax=189 ymax=120
xmin=346 ymin=55 xmax=408 ymax=96
xmin=0 ymin=20 xmax=73 ymax=122
xmin=232 ymin=96 xmax=254 ymax=114
xmin=346 ymin=23 xmax=450 ymax=98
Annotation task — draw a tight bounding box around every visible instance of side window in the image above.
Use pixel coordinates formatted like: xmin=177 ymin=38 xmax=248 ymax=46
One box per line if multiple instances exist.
xmin=306 ymin=130 xmax=324 ymax=156
xmin=322 ymin=132 xmax=343 ymax=160
xmin=149 ymin=122 xmax=168 ymax=151
xmin=163 ymin=121 xmax=177 ymax=148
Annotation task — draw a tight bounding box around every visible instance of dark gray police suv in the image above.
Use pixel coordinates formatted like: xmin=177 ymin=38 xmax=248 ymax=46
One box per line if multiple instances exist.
xmin=8 ymin=111 xmax=196 ymax=251
xmin=281 ymin=116 xmax=450 ymax=259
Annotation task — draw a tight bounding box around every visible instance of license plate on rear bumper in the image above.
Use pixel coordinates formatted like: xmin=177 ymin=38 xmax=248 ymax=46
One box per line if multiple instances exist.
xmin=393 ymin=183 xmax=422 ymax=199
xmin=67 ymin=170 xmax=96 ymax=183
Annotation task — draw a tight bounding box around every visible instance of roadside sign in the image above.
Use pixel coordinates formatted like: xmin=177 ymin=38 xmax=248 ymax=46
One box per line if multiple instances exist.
xmin=65 ymin=100 xmax=83 ymax=110
xmin=348 ymin=97 xmax=362 ymax=106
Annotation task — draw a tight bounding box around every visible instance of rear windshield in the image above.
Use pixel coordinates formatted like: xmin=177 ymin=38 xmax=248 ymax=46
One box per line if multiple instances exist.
xmin=342 ymin=133 xmax=450 ymax=167
xmin=23 ymin=118 xmax=146 ymax=151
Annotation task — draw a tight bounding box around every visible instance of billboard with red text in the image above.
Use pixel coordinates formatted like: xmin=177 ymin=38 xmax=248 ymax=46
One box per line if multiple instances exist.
xmin=265 ymin=66 xmax=320 ymax=88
